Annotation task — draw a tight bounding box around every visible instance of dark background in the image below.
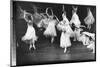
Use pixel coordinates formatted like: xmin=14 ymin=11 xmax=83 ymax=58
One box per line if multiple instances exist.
xmin=12 ymin=1 xmax=96 ymax=66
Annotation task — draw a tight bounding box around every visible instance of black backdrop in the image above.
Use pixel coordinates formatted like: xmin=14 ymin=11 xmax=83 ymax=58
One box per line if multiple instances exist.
xmin=13 ymin=1 xmax=96 ymax=39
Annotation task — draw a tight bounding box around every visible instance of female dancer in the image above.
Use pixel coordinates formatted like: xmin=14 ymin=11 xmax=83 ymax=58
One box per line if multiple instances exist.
xmin=21 ymin=10 xmax=37 ymax=50
xmin=70 ymin=6 xmax=81 ymax=28
xmin=57 ymin=11 xmax=74 ymax=53
xmin=39 ymin=8 xmax=58 ymax=43
xmin=70 ymin=6 xmax=85 ymax=41
xmin=84 ymin=8 xmax=95 ymax=30
xmin=82 ymin=32 xmax=95 ymax=53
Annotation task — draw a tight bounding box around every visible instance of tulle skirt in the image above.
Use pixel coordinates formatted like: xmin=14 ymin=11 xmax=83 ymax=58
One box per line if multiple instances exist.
xmin=44 ymin=22 xmax=57 ymax=37
xmin=84 ymin=17 xmax=94 ymax=25
xmin=84 ymin=11 xmax=95 ymax=25
xmin=57 ymin=23 xmax=74 ymax=37
xmin=22 ymin=25 xmax=37 ymax=42
xmin=57 ymin=23 xmax=72 ymax=48
xmin=60 ymin=32 xmax=71 ymax=48
xmin=79 ymin=35 xmax=90 ymax=46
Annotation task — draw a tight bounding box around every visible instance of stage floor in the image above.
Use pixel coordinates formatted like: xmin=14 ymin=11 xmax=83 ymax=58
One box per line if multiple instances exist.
xmin=16 ymin=40 xmax=95 ymax=66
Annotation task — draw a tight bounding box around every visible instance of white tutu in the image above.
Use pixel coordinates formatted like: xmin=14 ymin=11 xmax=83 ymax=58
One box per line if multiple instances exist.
xmin=82 ymin=32 xmax=95 ymax=40
xmin=79 ymin=34 xmax=90 ymax=46
xmin=70 ymin=12 xmax=81 ymax=28
xmin=57 ymin=22 xmax=73 ymax=48
xmin=37 ymin=18 xmax=49 ymax=28
xmin=43 ymin=20 xmax=57 ymax=37
xmin=73 ymin=28 xmax=83 ymax=41
xmin=22 ymin=24 xmax=37 ymax=42
xmin=60 ymin=32 xmax=71 ymax=48
xmin=84 ymin=9 xmax=95 ymax=26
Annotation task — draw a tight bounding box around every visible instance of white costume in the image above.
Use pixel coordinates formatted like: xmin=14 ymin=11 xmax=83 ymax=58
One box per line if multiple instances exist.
xmin=73 ymin=28 xmax=83 ymax=41
xmin=37 ymin=18 xmax=49 ymax=29
xmin=82 ymin=32 xmax=95 ymax=40
xmin=20 ymin=9 xmax=38 ymax=50
xmin=57 ymin=13 xmax=73 ymax=53
xmin=84 ymin=8 xmax=95 ymax=29
xmin=82 ymin=32 xmax=95 ymax=53
xmin=43 ymin=19 xmax=57 ymax=37
xmin=70 ymin=8 xmax=84 ymax=41
xmin=22 ymin=24 xmax=37 ymax=41
xmin=60 ymin=24 xmax=73 ymax=48
xmin=22 ymin=24 xmax=37 ymax=50
xmin=70 ymin=11 xmax=81 ymax=28
xmin=37 ymin=13 xmax=57 ymax=43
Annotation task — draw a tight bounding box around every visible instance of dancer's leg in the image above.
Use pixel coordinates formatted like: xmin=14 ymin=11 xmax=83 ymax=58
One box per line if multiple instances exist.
xmin=51 ymin=37 xmax=54 ymax=43
xmin=29 ymin=43 xmax=32 ymax=50
xmin=32 ymin=39 xmax=36 ymax=50
xmin=64 ymin=47 xmax=67 ymax=53
xmin=32 ymin=44 xmax=36 ymax=50
xmin=88 ymin=25 xmax=91 ymax=30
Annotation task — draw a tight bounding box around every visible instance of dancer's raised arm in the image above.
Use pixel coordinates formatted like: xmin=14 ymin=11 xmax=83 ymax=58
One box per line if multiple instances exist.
xmin=18 ymin=6 xmax=33 ymax=23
